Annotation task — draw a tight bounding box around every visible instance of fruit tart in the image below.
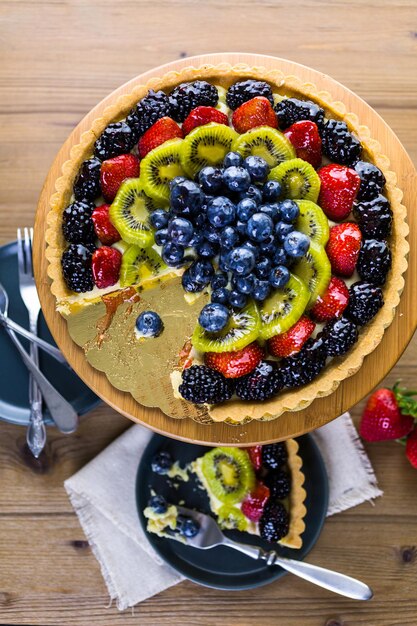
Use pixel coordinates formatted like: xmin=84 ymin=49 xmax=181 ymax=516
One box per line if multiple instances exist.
xmin=45 ymin=63 xmax=408 ymax=424
xmin=144 ymin=439 xmax=306 ymax=548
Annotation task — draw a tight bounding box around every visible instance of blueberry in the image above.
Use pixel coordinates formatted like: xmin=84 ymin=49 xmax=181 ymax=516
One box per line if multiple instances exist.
xmin=218 ymin=251 xmax=230 ymax=272
xmin=194 ymin=212 xmax=208 ymax=230
xmin=227 ymin=246 xmax=256 ymax=276
xmin=252 ymin=278 xmax=271 ymax=302
xmin=220 ymin=226 xmax=239 ymax=249
xmin=211 ymin=272 xmax=228 ymax=290
xmin=149 ymin=209 xmax=169 ymax=230
xmin=198 ymin=303 xmax=230 ymax=332
xmin=151 ymin=451 xmax=173 ymax=475
xmin=247 ymin=213 xmax=274 ymax=242
xmin=283 ymin=231 xmax=310 ymax=258
xmin=262 ymin=180 xmax=282 ymax=202
xmin=181 ymin=259 xmax=214 ymax=292
xmin=233 ymin=274 xmax=254 ymax=295
xmin=170 ymin=179 xmax=203 ymax=216
xmin=256 ymin=256 xmax=273 ymax=279
xmin=195 ymin=240 xmax=218 ymax=258
xmin=278 ymin=199 xmax=300 ymax=223
xmin=236 ymin=220 xmax=248 ymax=236
xmin=273 ymin=247 xmax=291 ymax=266
xmin=259 ymin=234 xmax=276 ymax=254
xmin=241 ymin=240 xmax=260 ymax=260
xmin=205 ymin=225 xmax=221 ymax=244
xmin=155 ymin=228 xmax=169 ymax=246
xmin=241 ymin=184 xmax=262 ymax=204
xmin=167 ymin=217 xmax=194 ymax=246
xmin=188 ymin=229 xmax=205 ymax=247
xmin=237 ymin=197 xmax=258 ymax=222
xmin=269 ymin=265 xmax=290 ymax=288
xmin=211 ymin=287 xmax=230 ymax=305
xmin=275 ymin=221 xmax=294 ymax=243
xmin=207 ymin=196 xmax=236 ymax=227
xmin=148 ymin=494 xmax=167 ymax=514
xmin=223 ymin=166 xmax=251 ymax=193
xmin=169 ymin=176 xmax=187 ymax=190
xmin=177 ymin=515 xmax=200 ymax=538
xmin=243 ymin=155 xmax=269 ymax=182
xmin=136 ymin=310 xmax=164 ymax=337
xmin=229 ymin=290 xmax=247 ymax=309
xmin=162 ymin=241 xmax=184 ymax=265
xmin=223 ymin=151 xmax=243 ymax=168
xmin=198 ymin=166 xmax=224 ymax=194
xmin=259 ymin=203 xmax=280 ymax=221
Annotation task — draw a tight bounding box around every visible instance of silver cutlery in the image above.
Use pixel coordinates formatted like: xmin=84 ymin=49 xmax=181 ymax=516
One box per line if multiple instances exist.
xmin=173 ymin=506 xmax=373 ymax=601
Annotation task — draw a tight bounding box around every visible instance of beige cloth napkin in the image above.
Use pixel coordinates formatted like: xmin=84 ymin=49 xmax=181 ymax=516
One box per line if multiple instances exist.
xmin=64 ymin=412 xmax=382 ymax=610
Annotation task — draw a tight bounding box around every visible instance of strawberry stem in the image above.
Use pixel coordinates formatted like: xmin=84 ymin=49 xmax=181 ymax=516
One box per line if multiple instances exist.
xmin=393 ymin=382 xmax=417 ymax=420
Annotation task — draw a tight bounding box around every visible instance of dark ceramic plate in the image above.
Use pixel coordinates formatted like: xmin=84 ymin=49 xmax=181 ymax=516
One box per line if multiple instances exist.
xmin=0 ymin=241 xmax=100 ymax=425
xmin=136 ymin=434 xmax=328 ymax=590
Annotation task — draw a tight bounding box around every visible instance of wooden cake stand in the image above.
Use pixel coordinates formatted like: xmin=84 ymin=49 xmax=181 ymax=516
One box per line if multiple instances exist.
xmin=33 ymin=53 xmax=417 ymax=446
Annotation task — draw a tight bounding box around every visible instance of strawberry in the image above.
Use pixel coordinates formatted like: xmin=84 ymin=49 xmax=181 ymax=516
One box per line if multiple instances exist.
xmin=318 ymin=163 xmax=361 ymax=221
xmin=247 ymin=445 xmax=262 ymax=471
xmin=311 ymin=277 xmax=349 ymax=322
xmin=406 ymin=428 xmax=417 ymax=469
xmin=92 ymin=246 xmax=122 ymax=289
xmin=284 ymin=121 xmax=322 ymax=168
xmin=359 ymin=387 xmax=415 ymax=442
xmin=100 ymin=153 xmax=140 ymax=202
xmin=91 ymin=204 xmax=121 ymax=246
xmin=182 ymin=106 xmax=229 ymax=136
xmin=267 ymin=316 xmax=315 ymax=358
xmin=204 ymin=342 xmax=264 ymax=378
xmin=232 ymin=97 xmax=277 ymax=134
xmin=241 ymin=482 xmax=270 ymax=522
xmin=138 ymin=117 xmax=183 ymax=158
xmin=326 ymin=222 xmax=362 ymax=277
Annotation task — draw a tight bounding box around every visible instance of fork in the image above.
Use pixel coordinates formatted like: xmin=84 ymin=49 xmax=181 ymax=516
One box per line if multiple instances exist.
xmin=173 ymin=506 xmax=373 ymax=600
xmin=17 ymin=227 xmax=46 ymax=458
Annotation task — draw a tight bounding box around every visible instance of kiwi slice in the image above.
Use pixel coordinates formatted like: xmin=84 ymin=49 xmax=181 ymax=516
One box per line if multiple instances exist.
xmin=120 ymin=244 xmax=167 ymax=287
xmin=217 ymin=505 xmax=248 ymax=531
xmin=232 ymin=126 xmax=296 ymax=168
xmin=180 ymin=123 xmax=238 ymax=178
xmin=292 ymin=241 xmax=331 ymax=307
xmin=109 ymin=178 xmax=161 ymax=247
xmin=259 ymin=274 xmax=310 ymax=340
xmin=295 ymin=200 xmax=329 ymax=246
xmin=201 ymin=448 xmax=255 ymax=504
xmin=192 ymin=300 xmax=260 ymax=353
xmin=268 ymin=158 xmax=320 ymax=202
xmin=141 ymin=139 xmax=185 ymax=202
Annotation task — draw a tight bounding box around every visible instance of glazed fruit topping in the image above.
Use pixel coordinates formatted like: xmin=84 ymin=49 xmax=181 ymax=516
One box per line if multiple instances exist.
xmin=241 ymin=482 xmax=270 ymax=522
xmin=91 ymin=204 xmax=121 ymax=246
xmin=100 ymin=153 xmax=140 ymax=202
xmin=94 ymin=121 xmax=136 ymax=160
xmin=178 ymin=365 xmax=234 ymax=404
xmin=204 ymin=342 xmax=264 ymax=378
xmin=232 ymin=96 xmax=277 ymax=134
xmin=267 ymin=315 xmax=315 ymax=358
xmin=354 ymin=160 xmax=386 ymax=201
xmin=359 ymin=388 xmax=414 ymax=442
xmin=73 ymin=157 xmax=102 ymax=201
xmin=235 ymin=360 xmax=283 ymax=401
xmin=126 ymin=90 xmax=172 ymax=140
xmin=138 ymin=117 xmax=183 ymax=158
xmin=318 ymin=316 xmax=358 ymax=357
xmin=311 ymin=276 xmax=349 ymax=322
xmin=321 ymin=119 xmax=362 ymax=166
xmin=136 ymin=310 xmax=163 ymax=338
xmin=318 ymin=163 xmax=361 ymax=221
xmin=61 ymin=243 xmax=95 ymax=293
xmin=345 ymin=281 xmax=384 ymax=326
xmin=247 ymin=445 xmax=262 ymax=470
xmin=91 ymin=246 xmax=122 ymax=289
xmin=284 ymin=121 xmax=322 ymax=168
xmin=226 ymin=79 xmax=274 ymax=110
xmin=274 ymin=97 xmax=325 ymax=130
xmin=353 ymin=194 xmax=392 ymax=240
xmin=280 ymin=337 xmax=327 ymax=388
xmin=182 ymin=106 xmax=229 ymax=136
xmin=261 ymin=443 xmax=287 ymax=470
xmin=62 ymin=200 xmax=95 ymax=245
xmin=168 ymin=81 xmax=219 ymax=122
xmin=357 ymin=239 xmax=391 ymax=286
xmin=264 ymin=469 xmax=291 ymax=500
xmin=326 ymin=222 xmax=362 ymax=277
xmin=259 ymin=499 xmax=289 ymax=542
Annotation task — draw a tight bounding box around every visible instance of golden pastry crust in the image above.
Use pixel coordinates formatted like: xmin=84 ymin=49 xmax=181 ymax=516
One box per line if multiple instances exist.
xmin=279 ymin=438 xmax=307 ymax=549
xmin=45 ymin=63 xmax=409 ymax=424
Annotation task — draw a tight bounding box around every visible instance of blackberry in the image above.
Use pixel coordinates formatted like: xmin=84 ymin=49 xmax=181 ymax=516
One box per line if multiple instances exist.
xmin=169 ymin=81 xmax=218 ymax=122
xmin=353 ymin=194 xmax=392 ymax=240
xmin=261 ymin=443 xmax=287 ymax=470
xmin=226 ymin=80 xmax=274 ymax=110
xmin=259 ymin=499 xmax=289 ymax=543
xmin=280 ymin=338 xmax=327 ymax=388
xmin=62 ymin=200 xmax=95 ymax=244
xmin=354 ymin=160 xmax=386 ymax=201
xmin=264 ymin=470 xmax=291 ymax=499
xmin=126 ymin=90 xmax=172 ymax=140
xmin=274 ymin=97 xmax=325 ymax=130
xmin=319 ymin=317 xmax=358 ymax=357
xmin=357 ymin=239 xmax=391 ymax=286
xmin=321 ymin=119 xmax=362 ymax=166
xmin=94 ymin=122 xmax=135 ymax=160
xmin=235 ymin=360 xmax=283 ymax=401
xmin=179 ymin=365 xmax=234 ymax=404
xmin=345 ymin=281 xmax=384 ymax=326
xmin=73 ymin=157 xmax=102 ymax=201
xmin=61 ymin=244 xmax=94 ymax=293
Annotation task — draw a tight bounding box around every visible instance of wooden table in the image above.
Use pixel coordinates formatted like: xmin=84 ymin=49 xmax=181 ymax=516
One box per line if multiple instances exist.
xmin=1 ymin=1 xmax=416 ymax=624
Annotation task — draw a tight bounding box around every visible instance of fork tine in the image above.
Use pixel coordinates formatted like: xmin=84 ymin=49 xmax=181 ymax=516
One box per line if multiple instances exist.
xmin=16 ymin=228 xmax=26 ymax=277
xmin=24 ymin=227 xmax=34 ymax=277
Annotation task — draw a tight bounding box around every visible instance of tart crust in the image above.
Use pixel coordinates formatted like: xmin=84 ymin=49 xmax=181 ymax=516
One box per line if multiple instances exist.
xmin=45 ymin=63 xmax=409 ymax=424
